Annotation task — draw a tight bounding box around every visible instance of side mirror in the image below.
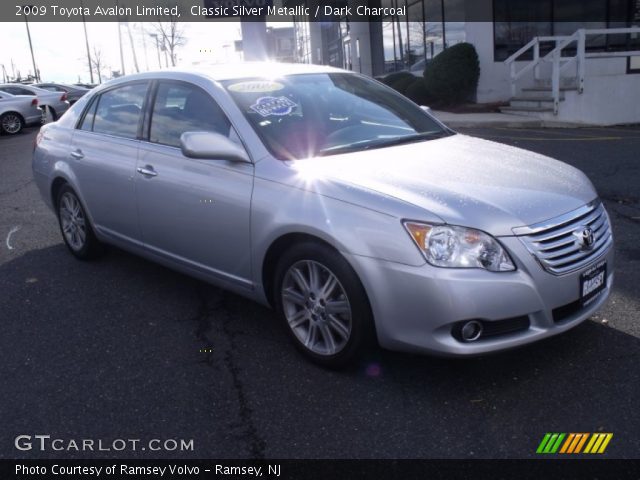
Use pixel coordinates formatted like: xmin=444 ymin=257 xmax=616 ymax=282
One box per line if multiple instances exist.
xmin=180 ymin=131 xmax=251 ymax=163
xmin=420 ymin=105 xmax=432 ymax=114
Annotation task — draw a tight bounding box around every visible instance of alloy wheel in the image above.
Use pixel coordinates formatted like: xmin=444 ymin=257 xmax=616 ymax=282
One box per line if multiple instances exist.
xmin=281 ymin=260 xmax=352 ymax=356
xmin=1 ymin=114 xmax=21 ymax=134
xmin=59 ymin=192 xmax=87 ymax=251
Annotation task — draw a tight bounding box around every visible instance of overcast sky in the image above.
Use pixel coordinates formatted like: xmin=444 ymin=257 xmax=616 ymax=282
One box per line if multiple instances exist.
xmin=0 ymin=21 xmax=248 ymax=83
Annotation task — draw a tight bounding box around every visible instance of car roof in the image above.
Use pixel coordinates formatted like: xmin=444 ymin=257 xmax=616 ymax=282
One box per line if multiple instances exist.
xmin=0 ymin=83 xmax=46 ymax=92
xmin=103 ymin=62 xmax=348 ymax=86
xmin=187 ymin=62 xmax=345 ymax=80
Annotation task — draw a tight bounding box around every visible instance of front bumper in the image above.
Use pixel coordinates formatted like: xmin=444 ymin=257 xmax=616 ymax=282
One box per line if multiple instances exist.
xmin=345 ymin=237 xmax=614 ymax=356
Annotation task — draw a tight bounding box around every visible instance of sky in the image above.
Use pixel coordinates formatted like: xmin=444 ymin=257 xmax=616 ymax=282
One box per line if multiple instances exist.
xmin=0 ymin=21 xmax=248 ymax=83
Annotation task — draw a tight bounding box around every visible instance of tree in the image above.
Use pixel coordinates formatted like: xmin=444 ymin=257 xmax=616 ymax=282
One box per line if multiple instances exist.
xmin=91 ymin=47 xmax=105 ymax=83
xmin=148 ymin=17 xmax=186 ymax=67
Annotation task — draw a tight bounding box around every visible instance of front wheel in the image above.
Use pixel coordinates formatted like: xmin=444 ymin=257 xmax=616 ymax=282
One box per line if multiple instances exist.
xmin=0 ymin=112 xmax=24 ymax=134
xmin=274 ymin=242 xmax=375 ymax=368
xmin=57 ymin=185 xmax=104 ymax=259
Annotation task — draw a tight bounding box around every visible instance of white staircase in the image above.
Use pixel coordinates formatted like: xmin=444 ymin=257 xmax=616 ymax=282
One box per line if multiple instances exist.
xmin=502 ymin=28 xmax=640 ymax=124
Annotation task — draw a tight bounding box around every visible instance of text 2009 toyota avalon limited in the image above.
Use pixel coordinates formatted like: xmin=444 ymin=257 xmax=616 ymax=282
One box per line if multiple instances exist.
xmin=32 ymin=63 xmax=613 ymax=367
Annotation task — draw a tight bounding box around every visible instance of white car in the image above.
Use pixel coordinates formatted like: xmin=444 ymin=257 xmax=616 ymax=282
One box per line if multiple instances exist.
xmin=0 ymin=90 xmax=42 ymax=134
xmin=0 ymin=84 xmax=69 ymax=121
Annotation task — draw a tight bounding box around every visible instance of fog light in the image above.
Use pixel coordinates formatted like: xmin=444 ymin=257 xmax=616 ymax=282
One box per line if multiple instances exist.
xmin=460 ymin=320 xmax=483 ymax=342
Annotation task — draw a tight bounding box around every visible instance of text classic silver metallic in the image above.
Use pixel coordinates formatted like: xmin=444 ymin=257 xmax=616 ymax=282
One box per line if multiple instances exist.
xmin=32 ymin=63 xmax=614 ymax=367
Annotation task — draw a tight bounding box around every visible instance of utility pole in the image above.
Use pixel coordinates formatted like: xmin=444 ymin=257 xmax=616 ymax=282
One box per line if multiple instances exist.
xmin=139 ymin=23 xmax=149 ymax=71
xmin=24 ymin=11 xmax=40 ymax=81
xmin=80 ymin=0 xmax=94 ymax=83
xmin=126 ymin=22 xmax=140 ymax=72
xmin=116 ymin=1 xmax=126 ymax=75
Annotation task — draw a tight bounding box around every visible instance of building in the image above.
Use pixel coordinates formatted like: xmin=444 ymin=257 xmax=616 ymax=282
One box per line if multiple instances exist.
xmin=286 ymin=0 xmax=640 ymax=124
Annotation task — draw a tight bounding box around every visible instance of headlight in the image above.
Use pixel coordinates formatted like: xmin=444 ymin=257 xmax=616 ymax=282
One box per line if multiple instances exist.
xmin=403 ymin=222 xmax=516 ymax=272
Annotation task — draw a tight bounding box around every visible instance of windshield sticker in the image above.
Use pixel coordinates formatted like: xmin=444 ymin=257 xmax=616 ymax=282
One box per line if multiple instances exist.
xmin=249 ymin=96 xmax=297 ymax=117
xmin=228 ymin=81 xmax=284 ymax=93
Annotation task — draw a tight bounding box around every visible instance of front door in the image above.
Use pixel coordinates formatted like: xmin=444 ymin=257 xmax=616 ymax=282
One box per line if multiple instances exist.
xmin=135 ymin=80 xmax=254 ymax=287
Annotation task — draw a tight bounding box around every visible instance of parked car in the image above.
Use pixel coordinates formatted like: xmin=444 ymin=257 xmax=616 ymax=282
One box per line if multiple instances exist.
xmin=35 ymin=83 xmax=89 ymax=105
xmin=32 ymin=63 xmax=613 ymax=367
xmin=0 ymin=90 xmax=42 ymax=134
xmin=0 ymin=83 xmax=69 ymax=120
xmin=73 ymin=83 xmax=98 ymax=89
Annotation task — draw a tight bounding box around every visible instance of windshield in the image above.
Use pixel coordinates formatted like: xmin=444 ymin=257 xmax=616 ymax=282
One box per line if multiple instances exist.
xmin=222 ymin=73 xmax=451 ymax=160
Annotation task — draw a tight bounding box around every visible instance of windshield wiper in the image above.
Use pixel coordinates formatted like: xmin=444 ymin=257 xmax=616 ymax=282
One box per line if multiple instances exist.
xmin=317 ymin=130 xmax=453 ymax=157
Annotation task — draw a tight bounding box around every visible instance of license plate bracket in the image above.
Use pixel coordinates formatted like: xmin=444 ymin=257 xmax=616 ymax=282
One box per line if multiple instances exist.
xmin=580 ymin=260 xmax=607 ymax=307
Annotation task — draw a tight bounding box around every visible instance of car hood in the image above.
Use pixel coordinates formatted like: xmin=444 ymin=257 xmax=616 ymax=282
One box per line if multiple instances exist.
xmin=289 ymin=134 xmax=597 ymax=236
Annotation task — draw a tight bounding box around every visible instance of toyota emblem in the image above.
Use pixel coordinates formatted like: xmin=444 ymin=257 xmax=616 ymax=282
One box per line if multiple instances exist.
xmin=579 ymin=227 xmax=595 ymax=250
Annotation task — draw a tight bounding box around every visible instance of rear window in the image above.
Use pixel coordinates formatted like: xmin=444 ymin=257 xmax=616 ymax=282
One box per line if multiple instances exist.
xmin=90 ymin=83 xmax=148 ymax=139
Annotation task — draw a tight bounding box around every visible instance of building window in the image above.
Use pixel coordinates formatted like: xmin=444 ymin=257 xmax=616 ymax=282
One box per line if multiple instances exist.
xmin=494 ymin=0 xmax=638 ymax=61
xmin=294 ymin=20 xmax=312 ymax=64
xmin=381 ymin=0 xmax=465 ymax=74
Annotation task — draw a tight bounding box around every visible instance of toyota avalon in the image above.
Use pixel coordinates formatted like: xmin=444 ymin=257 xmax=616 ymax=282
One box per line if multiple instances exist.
xmin=32 ymin=63 xmax=613 ymax=367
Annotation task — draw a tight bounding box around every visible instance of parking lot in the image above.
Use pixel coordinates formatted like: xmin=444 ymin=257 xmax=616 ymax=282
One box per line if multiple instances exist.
xmin=1 ymin=125 xmax=639 ymax=459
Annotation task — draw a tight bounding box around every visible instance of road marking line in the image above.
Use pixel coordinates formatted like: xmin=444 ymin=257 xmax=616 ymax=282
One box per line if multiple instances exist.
xmin=6 ymin=226 xmax=20 ymax=250
xmin=477 ymin=134 xmax=624 ymax=141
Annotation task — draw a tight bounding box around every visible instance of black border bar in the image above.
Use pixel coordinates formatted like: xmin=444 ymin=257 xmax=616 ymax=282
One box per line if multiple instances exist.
xmin=5 ymin=459 xmax=640 ymax=480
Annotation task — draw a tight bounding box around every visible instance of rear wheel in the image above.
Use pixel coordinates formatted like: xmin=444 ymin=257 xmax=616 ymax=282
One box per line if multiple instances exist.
xmin=0 ymin=112 xmax=24 ymax=134
xmin=56 ymin=185 xmax=104 ymax=260
xmin=274 ymin=242 xmax=375 ymax=368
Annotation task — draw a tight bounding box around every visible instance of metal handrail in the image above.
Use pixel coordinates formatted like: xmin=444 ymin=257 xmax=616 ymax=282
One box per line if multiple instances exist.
xmin=504 ymin=27 xmax=640 ymax=115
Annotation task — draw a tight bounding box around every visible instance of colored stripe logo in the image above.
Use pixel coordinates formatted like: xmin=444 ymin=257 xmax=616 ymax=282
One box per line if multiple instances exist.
xmin=536 ymin=433 xmax=613 ymax=454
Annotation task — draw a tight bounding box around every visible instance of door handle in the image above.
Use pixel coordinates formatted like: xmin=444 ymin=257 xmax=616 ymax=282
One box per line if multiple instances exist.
xmin=136 ymin=165 xmax=158 ymax=177
xmin=70 ymin=149 xmax=84 ymax=160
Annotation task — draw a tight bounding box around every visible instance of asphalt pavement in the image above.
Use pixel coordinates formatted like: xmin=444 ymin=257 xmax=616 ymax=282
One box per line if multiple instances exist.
xmin=1 ymin=125 xmax=639 ymax=459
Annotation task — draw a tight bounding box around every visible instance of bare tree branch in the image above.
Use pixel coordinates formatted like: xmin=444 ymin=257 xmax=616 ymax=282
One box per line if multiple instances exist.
xmin=148 ymin=16 xmax=187 ymax=67
xmin=91 ymin=47 xmax=104 ymax=83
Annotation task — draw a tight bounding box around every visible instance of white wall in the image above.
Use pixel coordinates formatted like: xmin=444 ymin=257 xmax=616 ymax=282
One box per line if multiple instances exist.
xmin=541 ymin=73 xmax=640 ymax=125
xmin=464 ymin=22 xmax=512 ymax=103
xmin=348 ymin=21 xmax=373 ymax=76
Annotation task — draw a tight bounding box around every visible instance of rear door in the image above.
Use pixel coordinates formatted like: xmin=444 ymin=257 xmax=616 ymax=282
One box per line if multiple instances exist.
xmin=135 ymin=80 xmax=254 ymax=287
xmin=71 ymin=81 xmax=149 ymax=245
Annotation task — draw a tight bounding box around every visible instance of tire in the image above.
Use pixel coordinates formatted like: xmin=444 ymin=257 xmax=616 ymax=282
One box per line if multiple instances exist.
xmin=56 ymin=185 xmax=104 ymax=260
xmin=274 ymin=241 xmax=375 ymax=369
xmin=0 ymin=112 xmax=24 ymax=135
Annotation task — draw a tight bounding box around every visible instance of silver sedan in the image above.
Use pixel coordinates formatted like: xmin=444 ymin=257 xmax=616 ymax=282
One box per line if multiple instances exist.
xmin=0 ymin=83 xmax=70 ymax=120
xmin=32 ymin=63 xmax=613 ymax=367
xmin=0 ymin=90 xmax=42 ymax=134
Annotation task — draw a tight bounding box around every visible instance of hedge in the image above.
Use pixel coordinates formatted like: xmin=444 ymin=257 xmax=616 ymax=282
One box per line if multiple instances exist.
xmin=422 ymin=42 xmax=480 ymax=107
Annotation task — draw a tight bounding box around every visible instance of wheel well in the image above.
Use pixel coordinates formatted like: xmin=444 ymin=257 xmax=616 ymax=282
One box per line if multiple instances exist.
xmin=51 ymin=177 xmax=68 ymax=209
xmin=261 ymin=233 xmax=340 ymax=307
xmin=1 ymin=111 xmax=25 ymax=123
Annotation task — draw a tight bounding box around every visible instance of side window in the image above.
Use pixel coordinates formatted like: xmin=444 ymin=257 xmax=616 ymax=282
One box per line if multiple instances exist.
xmin=2 ymin=87 xmax=23 ymax=95
xmin=78 ymin=96 xmax=99 ymax=131
xmin=92 ymin=83 xmax=147 ymax=139
xmin=149 ymin=82 xmax=231 ymax=148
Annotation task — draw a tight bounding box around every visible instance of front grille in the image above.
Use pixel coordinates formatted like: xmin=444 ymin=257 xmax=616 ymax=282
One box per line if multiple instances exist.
xmin=515 ymin=200 xmax=613 ymax=275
